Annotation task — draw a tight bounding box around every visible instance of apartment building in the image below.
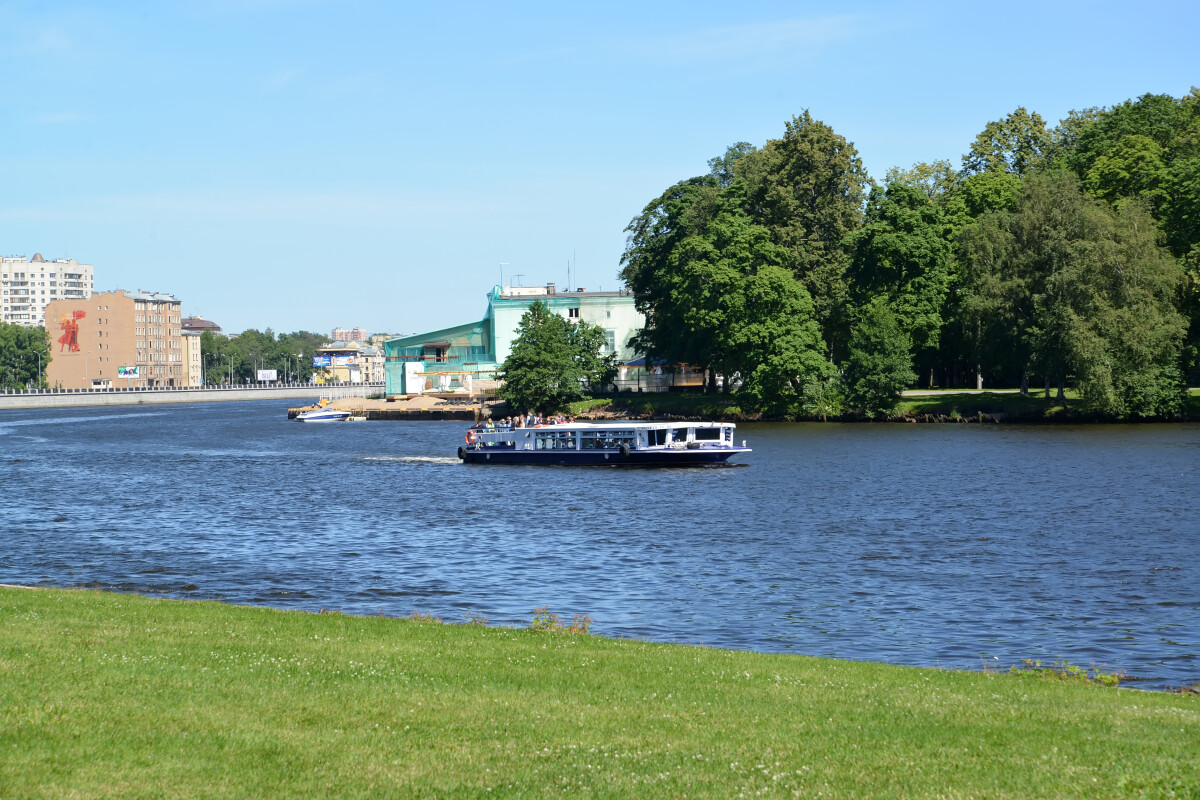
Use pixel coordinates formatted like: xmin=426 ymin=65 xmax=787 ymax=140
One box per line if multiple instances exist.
xmin=1 ymin=253 xmax=94 ymax=327
xmin=331 ymin=326 xmax=369 ymax=343
xmin=44 ymin=289 xmax=184 ymax=388
xmin=182 ymin=330 xmax=203 ymax=386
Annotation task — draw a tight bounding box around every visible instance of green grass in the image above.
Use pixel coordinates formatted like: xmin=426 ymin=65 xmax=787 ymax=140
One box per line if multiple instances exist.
xmin=896 ymin=391 xmax=1070 ymax=421
xmin=3 ymin=588 xmax=1197 ymax=799
xmin=575 ymin=392 xmax=746 ymax=420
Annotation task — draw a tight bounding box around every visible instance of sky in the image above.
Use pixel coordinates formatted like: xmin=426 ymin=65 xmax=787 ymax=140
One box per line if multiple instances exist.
xmin=3 ymin=0 xmax=1197 ymax=337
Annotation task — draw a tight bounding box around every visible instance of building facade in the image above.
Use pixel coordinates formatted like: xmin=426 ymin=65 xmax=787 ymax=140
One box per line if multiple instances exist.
xmin=44 ymin=290 xmax=184 ymax=389
xmin=182 ymin=316 xmax=222 ymax=335
xmin=1 ymin=254 xmax=94 ymax=327
xmin=383 ymin=283 xmax=643 ymax=396
xmin=331 ymin=327 xmax=369 ymax=343
xmin=182 ymin=330 xmax=203 ymax=387
xmin=314 ymin=341 xmax=384 ymax=384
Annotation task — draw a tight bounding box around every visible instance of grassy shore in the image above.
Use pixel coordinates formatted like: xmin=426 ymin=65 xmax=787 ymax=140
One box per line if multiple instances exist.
xmin=3 ymin=588 xmax=1197 ymax=798
xmin=570 ymin=388 xmax=1200 ymax=423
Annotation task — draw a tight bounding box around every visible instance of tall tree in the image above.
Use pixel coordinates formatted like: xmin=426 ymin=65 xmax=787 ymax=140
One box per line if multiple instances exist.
xmin=707 ymin=142 xmax=757 ymax=188
xmin=734 ymin=111 xmax=871 ymax=357
xmin=0 ymin=323 xmax=50 ymax=390
xmin=847 ymin=183 xmax=953 ymax=358
xmin=962 ymin=107 xmax=1052 ymax=177
xmin=620 ymin=176 xmax=722 ymax=368
xmin=499 ymin=301 xmax=596 ymax=414
xmin=839 ymin=297 xmax=916 ymax=417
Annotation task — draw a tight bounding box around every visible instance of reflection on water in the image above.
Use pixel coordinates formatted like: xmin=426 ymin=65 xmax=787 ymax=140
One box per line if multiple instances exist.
xmin=1 ymin=401 xmax=1197 ymax=689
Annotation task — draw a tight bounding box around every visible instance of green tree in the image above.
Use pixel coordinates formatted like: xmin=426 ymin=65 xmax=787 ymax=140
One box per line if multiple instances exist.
xmin=707 ymin=142 xmax=757 ymax=188
xmin=620 ymin=176 xmax=723 ymax=369
xmin=962 ymin=107 xmax=1053 ymax=177
xmin=0 ymin=323 xmax=50 ymax=390
xmin=884 ymin=160 xmax=959 ymax=204
xmin=567 ymin=321 xmax=619 ymax=390
xmin=735 ymin=111 xmax=871 ymax=356
xmin=840 ymin=298 xmax=916 ymax=417
xmin=499 ymin=301 xmax=588 ymax=414
xmin=847 ymin=183 xmax=954 ymax=357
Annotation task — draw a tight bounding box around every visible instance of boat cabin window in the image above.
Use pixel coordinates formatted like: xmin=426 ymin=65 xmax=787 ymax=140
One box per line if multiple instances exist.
xmin=694 ymin=427 xmax=721 ymax=441
xmin=670 ymin=427 xmax=690 ymax=443
xmin=580 ymin=430 xmax=636 ymax=450
xmin=723 ymin=427 xmax=733 ymax=442
xmin=535 ymin=431 xmax=577 ymax=450
xmin=648 ymin=429 xmax=668 ymax=447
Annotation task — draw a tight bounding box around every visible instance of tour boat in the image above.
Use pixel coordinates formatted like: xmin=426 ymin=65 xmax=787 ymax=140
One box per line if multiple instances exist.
xmin=457 ymin=421 xmax=750 ymax=465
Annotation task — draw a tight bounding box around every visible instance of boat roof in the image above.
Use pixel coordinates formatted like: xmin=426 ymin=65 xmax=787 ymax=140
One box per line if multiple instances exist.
xmin=480 ymin=421 xmax=735 ymax=429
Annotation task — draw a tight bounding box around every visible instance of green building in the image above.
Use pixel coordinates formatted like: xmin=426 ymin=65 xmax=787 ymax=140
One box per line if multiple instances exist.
xmin=384 ymin=283 xmax=643 ymax=397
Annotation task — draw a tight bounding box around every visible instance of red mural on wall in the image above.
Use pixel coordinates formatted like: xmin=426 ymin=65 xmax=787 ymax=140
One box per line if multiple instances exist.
xmin=58 ymin=310 xmax=86 ymax=352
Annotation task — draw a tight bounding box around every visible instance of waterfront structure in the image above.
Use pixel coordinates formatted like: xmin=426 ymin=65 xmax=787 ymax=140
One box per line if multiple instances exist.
xmin=384 ymin=283 xmax=643 ymax=396
xmin=44 ymin=290 xmax=184 ymax=388
xmin=314 ymin=341 xmax=384 ymax=384
xmin=182 ymin=330 xmax=202 ymax=387
xmin=1 ymin=254 xmax=94 ymax=328
xmin=331 ymin=326 xmax=369 ymax=343
xmin=182 ymin=316 xmax=222 ymax=335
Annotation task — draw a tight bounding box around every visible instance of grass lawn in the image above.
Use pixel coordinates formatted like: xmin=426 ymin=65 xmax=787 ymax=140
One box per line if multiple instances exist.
xmin=3 ymin=587 xmax=1197 ymax=798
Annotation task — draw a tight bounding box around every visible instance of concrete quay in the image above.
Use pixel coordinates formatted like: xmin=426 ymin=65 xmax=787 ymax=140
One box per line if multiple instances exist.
xmin=0 ymin=383 xmax=382 ymax=411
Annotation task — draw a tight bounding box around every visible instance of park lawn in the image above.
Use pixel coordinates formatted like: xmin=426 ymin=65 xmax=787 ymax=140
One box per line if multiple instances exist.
xmin=574 ymin=393 xmax=745 ymax=420
xmin=2 ymin=587 xmax=1197 ymax=799
xmin=895 ymin=391 xmax=1068 ymax=420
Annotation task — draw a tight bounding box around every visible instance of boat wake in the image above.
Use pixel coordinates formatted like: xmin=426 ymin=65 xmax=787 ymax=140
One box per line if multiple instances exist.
xmin=363 ymin=455 xmax=461 ymax=465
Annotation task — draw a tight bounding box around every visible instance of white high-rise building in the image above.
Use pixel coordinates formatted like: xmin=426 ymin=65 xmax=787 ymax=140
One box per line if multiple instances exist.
xmin=1 ymin=253 xmax=94 ymax=327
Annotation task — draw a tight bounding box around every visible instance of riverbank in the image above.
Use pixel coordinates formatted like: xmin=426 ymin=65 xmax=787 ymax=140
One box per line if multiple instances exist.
xmin=2 ymin=587 xmax=1195 ymax=798
xmin=566 ymin=388 xmax=1200 ymax=423
xmin=0 ymin=383 xmax=382 ymax=411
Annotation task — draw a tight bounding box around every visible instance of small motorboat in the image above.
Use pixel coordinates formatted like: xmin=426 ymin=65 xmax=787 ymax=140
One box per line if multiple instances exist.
xmin=295 ymin=399 xmax=351 ymax=422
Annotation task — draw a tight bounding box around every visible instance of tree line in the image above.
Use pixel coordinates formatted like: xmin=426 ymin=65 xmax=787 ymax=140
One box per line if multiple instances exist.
xmin=199 ymin=329 xmax=331 ymax=384
xmin=0 ymin=322 xmax=50 ymax=390
xmin=620 ymin=89 xmax=1200 ymax=419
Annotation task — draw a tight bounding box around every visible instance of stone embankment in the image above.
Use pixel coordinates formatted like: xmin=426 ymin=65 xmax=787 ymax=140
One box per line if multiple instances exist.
xmin=0 ymin=383 xmax=382 ymax=411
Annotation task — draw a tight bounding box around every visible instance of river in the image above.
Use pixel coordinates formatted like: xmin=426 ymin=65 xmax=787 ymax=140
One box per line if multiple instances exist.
xmin=2 ymin=400 xmax=1196 ymax=689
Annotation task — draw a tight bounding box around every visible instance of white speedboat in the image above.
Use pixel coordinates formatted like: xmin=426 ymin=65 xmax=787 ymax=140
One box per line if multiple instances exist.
xmin=296 ymin=402 xmax=351 ymax=422
xmin=457 ymin=421 xmax=750 ymax=465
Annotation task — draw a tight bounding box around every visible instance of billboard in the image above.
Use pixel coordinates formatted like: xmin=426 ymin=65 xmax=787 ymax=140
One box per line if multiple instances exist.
xmin=117 ymin=365 xmax=140 ymax=378
xmin=333 ymin=355 xmax=357 ymax=366
xmin=256 ymin=369 xmax=278 ymax=381
xmin=312 ymin=355 xmax=332 ymax=367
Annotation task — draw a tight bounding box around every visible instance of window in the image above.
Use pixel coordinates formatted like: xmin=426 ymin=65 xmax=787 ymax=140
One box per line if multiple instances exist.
xmin=604 ymin=330 xmax=616 ymax=353
xmin=568 ymin=307 xmax=579 ymax=319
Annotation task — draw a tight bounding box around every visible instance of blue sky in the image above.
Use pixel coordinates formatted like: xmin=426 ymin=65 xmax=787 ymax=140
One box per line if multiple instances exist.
xmin=3 ymin=0 xmax=1197 ymax=336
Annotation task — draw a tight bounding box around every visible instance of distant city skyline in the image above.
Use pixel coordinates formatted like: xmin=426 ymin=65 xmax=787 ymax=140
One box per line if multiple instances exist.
xmin=3 ymin=1 xmax=1197 ymax=336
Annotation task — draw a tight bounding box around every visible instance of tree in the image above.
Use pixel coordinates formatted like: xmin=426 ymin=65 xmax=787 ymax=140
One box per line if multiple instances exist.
xmin=0 ymin=323 xmax=50 ymax=390
xmin=620 ymin=176 xmax=722 ymax=369
xmin=707 ymin=142 xmax=757 ymax=188
xmin=499 ymin=301 xmax=593 ymax=414
xmin=962 ymin=107 xmax=1053 ymax=177
xmin=884 ymin=160 xmax=959 ymax=203
xmin=840 ymin=298 xmax=916 ymax=417
xmin=847 ymin=183 xmax=953 ymax=358
xmin=958 ymin=170 xmax=1187 ymax=415
xmin=734 ymin=111 xmax=872 ymax=356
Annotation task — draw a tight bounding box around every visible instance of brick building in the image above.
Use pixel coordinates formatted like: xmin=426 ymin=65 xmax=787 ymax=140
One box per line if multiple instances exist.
xmin=44 ymin=290 xmax=185 ymax=388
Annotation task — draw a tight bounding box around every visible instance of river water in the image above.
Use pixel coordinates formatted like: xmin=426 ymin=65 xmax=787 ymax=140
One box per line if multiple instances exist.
xmin=2 ymin=401 xmax=1197 ymax=689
